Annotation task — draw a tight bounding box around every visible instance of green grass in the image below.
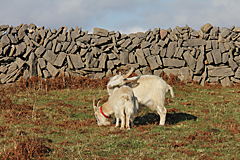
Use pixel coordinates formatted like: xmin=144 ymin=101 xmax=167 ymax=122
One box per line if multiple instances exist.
xmin=0 ymin=82 xmax=239 ymax=159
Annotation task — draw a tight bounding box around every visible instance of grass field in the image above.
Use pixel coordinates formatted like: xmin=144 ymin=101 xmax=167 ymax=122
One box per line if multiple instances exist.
xmin=0 ymin=75 xmax=239 ymax=159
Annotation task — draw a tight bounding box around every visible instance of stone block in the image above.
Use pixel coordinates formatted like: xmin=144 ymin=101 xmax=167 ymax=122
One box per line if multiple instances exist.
xmin=208 ymin=65 xmax=234 ymax=77
xmin=183 ymin=51 xmax=196 ymax=71
xmin=182 ymin=39 xmax=206 ymax=47
xmin=107 ymin=61 xmax=114 ymax=69
xmin=201 ymin=23 xmax=213 ymax=33
xmin=15 ymin=42 xmax=26 ymax=56
xmin=121 ymin=39 xmax=131 ymax=48
xmin=220 ymin=76 xmax=231 ymax=87
xmin=162 ymin=58 xmax=185 ymax=67
xmin=35 ymin=45 xmax=46 ymax=58
xmin=146 ymin=56 xmax=159 ymax=70
xmin=166 ymin=42 xmax=177 ymax=58
xmin=98 ymin=53 xmax=107 ymax=68
xmin=120 ymin=51 xmax=128 ymax=64
xmin=93 ymin=27 xmax=108 ymax=37
xmin=69 ymin=54 xmax=84 ymax=69
xmin=195 ymin=52 xmax=204 ymax=74
xmin=43 ymin=50 xmax=57 ymax=64
xmin=221 ymin=53 xmax=228 ymax=64
xmin=211 ymin=49 xmax=221 ymax=64
xmin=1 ymin=35 xmax=10 ymax=47
xmin=47 ymin=62 xmax=59 ymax=77
xmin=135 ymin=49 xmax=148 ymax=66
xmin=53 ymin=52 xmax=66 ymax=67
xmin=228 ymin=58 xmax=238 ymax=71
xmin=91 ymin=37 xmax=109 ymax=46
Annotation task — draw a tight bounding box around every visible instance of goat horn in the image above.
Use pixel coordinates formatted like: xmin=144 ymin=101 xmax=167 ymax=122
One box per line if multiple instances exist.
xmin=123 ymin=67 xmax=134 ymax=79
xmin=123 ymin=76 xmax=139 ymax=83
xmin=96 ymin=95 xmax=109 ymax=108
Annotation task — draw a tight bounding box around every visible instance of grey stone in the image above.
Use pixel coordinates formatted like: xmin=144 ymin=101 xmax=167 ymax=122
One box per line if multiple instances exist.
xmin=212 ymin=40 xmax=218 ymax=49
xmin=141 ymin=41 xmax=151 ymax=49
xmin=113 ymin=59 xmax=121 ymax=65
xmin=67 ymin=55 xmax=74 ymax=69
xmin=228 ymin=57 xmax=238 ymax=71
xmin=66 ymin=41 xmax=75 ymax=53
xmin=155 ymin=55 xmax=162 ymax=67
xmin=93 ymin=27 xmax=108 ymax=37
xmin=182 ymin=39 xmax=206 ymax=47
xmin=206 ymin=40 xmax=212 ymax=51
xmin=35 ymin=45 xmax=46 ymax=58
xmin=91 ymin=37 xmax=109 ymax=46
xmin=129 ymin=52 xmax=136 ymax=63
xmin=107 ymin=60 xmax=114 ymax=69
xmin=55 ymin=43 xmax=62 ymax=52
xmin=94 ymin=72 xmax=105 ymax=79
xmin=57 ymin=34 xmax=66 ymax=42
xmin=1 ymin=35 xmax=10 ymax=47
xmin=15 ymin=42 xmax=26 ymax=56
xmin=71 ymin=27 xmax=81 ymax=40
xmin=121 ymin=39 xmax=131 ymax=48
xmin=62 ymin=42 xmax=70 ymax=51
xmin=195 ymin=52 xmax=205 ymax=74
xmin=234 ymin=55 xmax=240 ymax=65
xmin=98 ymin=53 xmax=107 ymax=68
xmin=8 ymin=34 xmax=18 ymax=44
xmin=146 ymin=56 xmax=159 ymax=70
xmin=108 ymin=53 xmax=117 ymax=60
xmin=76 ymin=35 xmax=91 ymax=43
xmin=153 ymin=69 xmax=163 ymax=76
xmin=211 ymin=49 xmax=221 ymax=64
xmin=219 ymin=43 xmax=226 ymax=53
xmin=201 ymin=23 xmax=213 ymax=33
xmin=143 ymin=48 xmax=150 ymax=57
xmin=28 ymin=52 xmax=37 ymax=78
xmin=163 ymin=67 xmax=192 ymax=81
xmin=23 ymin=46 xmax=33 ymax=59
xmin=220 ymin=27 xmax=230 ymax=38
xmin=15 ymin=57 xmax=25 ymax=68
xmin=231 ymin=77 xmax=240 ymax=83
xmin=222 ymin=53 xmax=228 ymax=63
xmin=235 ymin=67 xmax=240 ymax=78
xmin=208 ymin=65 xmax=234 ymax=77
xmin=53 ymin=52 xmax=66 ymax=67
xmin=174 ymin=47 xmax=184 ymax=59
xmin=38 ymin=58 xmax=46 ymax=69
xmin=166 ymin=42 xmax=177 ymax=58
xmin=162 ymin=58 xmax=185 ymax=67
xmin=151 ymin=45 xmax=160 ymax=55
xmin=120 ymin=51 xmax=128 ymax=64
xmin=43 ymin=50 xmax=57 ymax=64
xmin=46 ymin=62 xmax=59 ymax=77
xmin=206 ymin=52 xmax=213 ymax=64
xmin=220 ymin=76 xmax=231 ymax=87
xmin=135 ymin=49 xmax=148 ymax=66
xmin=183 ymin=51 xmax=196 ymax=71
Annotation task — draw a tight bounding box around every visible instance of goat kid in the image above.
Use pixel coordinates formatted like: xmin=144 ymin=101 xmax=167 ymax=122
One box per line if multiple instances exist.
xmin=107 ymin=67 xmax=174 ymax=126
xmin=93 ymin=86 xmax=138 ymax=130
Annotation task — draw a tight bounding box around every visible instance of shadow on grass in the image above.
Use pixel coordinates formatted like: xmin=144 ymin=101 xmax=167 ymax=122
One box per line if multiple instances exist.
xmin=134 ymin=112 xmax=197 ymax=126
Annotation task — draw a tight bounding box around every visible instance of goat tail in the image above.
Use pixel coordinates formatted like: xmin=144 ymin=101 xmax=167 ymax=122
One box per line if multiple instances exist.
xmin=167 ymin=84 xmax=174 ymax=98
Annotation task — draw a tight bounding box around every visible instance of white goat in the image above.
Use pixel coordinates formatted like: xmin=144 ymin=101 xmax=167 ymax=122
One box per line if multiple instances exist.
xmin=107 ymin=67 xmax=174 ymax=125
xmin=93 ymin=85 xmax=138 ymax=130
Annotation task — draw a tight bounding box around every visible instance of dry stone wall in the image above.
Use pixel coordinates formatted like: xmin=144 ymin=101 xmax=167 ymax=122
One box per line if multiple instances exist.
xmin=1 ymin=23 xmax=240 ymax=86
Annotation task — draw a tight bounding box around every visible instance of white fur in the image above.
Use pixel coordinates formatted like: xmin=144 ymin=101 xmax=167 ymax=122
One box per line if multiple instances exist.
xmin=107 ymin=73 xmax=174 ymax=125
xmin=93 ymin=85 xmax=138 ymax=130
